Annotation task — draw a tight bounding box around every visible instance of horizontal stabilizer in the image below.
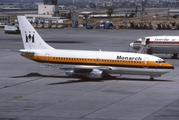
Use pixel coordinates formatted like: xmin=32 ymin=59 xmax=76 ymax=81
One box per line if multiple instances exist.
xmin=20 ymin=49 xmax=35 ymax=56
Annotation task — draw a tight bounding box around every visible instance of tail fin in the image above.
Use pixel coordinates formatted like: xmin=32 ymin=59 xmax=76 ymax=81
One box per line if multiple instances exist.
xmin=17 ymin=16 xmax=54 ymax=50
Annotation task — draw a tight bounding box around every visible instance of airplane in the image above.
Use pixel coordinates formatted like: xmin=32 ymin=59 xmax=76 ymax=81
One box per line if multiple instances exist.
xmin=129 ymin=36 xmax=179 ymax=58
xmin=17 ymin=16 xmax=174 ymax=80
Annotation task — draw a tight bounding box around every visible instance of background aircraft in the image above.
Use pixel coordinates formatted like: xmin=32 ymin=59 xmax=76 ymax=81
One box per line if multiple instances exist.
xmin=130 ymin=36 xmax=179 ymax=59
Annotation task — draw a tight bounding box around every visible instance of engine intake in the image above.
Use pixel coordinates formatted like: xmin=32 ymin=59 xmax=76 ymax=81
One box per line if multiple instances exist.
xmin=88 ymin=69 xmax=103 ymax=78
xmin=65 ymin=69 xmax=103 ymax=79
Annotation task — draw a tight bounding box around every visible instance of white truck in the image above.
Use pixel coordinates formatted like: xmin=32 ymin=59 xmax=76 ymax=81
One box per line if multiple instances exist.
xmin=4 ymin=26 xmax=20 ymax=34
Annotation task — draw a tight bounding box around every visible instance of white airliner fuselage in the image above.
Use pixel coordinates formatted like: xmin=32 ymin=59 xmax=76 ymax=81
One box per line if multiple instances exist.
xmin=130 ymin=36 xmax=179 ymax=58
xmin=18 ymin=16 xmax=174 ymax=79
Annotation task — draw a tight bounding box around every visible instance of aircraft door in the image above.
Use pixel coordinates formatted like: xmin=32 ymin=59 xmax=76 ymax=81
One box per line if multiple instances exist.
xmin=95 ymin=58 xmax=100 ymax=64
xmin=142 ymin=38 xmax=150 ymax=46
xmin=146 ymin=38 xmax=150 ymax=45
xmin=45 ymin=53 xmax=50 ymax=62
xmin=143 ymin=58 xmax=149 ymax=68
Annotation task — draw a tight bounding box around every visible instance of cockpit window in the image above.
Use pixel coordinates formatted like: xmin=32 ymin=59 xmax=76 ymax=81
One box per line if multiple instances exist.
xmin=134 ymin=39 xmax=142 ymax=43
xmin=155 ymin=59 xmax=165 ymax=64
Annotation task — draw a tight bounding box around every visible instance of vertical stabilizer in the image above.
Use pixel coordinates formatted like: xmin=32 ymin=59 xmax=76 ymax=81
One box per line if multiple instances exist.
xmin=17 ymin=16 xmax=54 ymax=50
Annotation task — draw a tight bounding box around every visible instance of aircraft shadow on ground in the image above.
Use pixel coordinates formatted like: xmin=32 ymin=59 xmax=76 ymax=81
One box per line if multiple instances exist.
xmin=11 ymin=72 xmax=172 ymax=85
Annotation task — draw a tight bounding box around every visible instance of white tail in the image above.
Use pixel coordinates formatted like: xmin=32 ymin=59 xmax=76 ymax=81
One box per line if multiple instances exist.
xmin=17 ymin=16 xmax=54 ymax=50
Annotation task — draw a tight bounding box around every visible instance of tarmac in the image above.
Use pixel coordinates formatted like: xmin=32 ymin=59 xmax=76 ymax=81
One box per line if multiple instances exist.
xmin=0 ymin=28 xmax=179 ymax=120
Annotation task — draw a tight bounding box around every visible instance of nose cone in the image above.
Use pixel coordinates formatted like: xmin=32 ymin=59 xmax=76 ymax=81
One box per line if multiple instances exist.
xmin=129 ymin=42 xmax=134 ymax=48
xmin=168 ymin=63 xmax=175 ymax=70
xmin=163 ymin=62 xmax=175 ymax=73
xmin=164 ymin=60 xmax=175 ymax=69
xmin=156 ymin=62 xmax=174 ymax=75
xmin=167 ymin=64 xmax=175 ymax=74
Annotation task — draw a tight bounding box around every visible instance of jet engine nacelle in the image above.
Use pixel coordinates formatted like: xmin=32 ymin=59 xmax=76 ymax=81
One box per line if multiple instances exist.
xmin=65 ymin=69 xmax=76 ymax=76
xmin=65 ymin=69 xmax=103 ymax=79
xmin=88 ymin=69 xmax=103 ymax=79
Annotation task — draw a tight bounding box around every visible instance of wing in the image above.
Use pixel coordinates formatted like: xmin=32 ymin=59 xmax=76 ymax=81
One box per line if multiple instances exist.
xmin=42 ymin=64 xmax=112 ymax=79
xmin=43 ymin=64 xmax=111 ymax=71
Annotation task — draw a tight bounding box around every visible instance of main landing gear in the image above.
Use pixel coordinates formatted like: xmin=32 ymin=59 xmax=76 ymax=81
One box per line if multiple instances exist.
xmin=172 ymin=54 xmax=178 ymax=59
xmin=150 ymin=76 xmax=154 ymax=81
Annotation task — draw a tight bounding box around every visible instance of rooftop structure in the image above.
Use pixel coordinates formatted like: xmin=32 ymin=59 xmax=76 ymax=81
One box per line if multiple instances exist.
xmin=38 ymin=0 xmax=59 ymax=16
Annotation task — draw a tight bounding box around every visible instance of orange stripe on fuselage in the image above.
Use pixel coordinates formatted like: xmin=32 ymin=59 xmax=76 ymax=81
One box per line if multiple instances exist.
xmin=21 ymin=54 xmax=173 ymax=69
